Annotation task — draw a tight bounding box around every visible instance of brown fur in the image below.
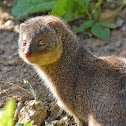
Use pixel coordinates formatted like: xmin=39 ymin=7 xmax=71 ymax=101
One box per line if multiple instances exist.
xmin=19 ymin=15 xmax=126 ymax=126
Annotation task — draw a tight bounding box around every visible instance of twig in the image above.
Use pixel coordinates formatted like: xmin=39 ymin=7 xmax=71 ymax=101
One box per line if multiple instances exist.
xmin=0 ymin=81 xmax=32 ymax=96
xmin=96 ymin=0 xmax=103 ymax=21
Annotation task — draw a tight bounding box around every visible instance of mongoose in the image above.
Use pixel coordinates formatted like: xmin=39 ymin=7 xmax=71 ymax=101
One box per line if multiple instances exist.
xmin=19 ymin=15 xmax=126 ymax=126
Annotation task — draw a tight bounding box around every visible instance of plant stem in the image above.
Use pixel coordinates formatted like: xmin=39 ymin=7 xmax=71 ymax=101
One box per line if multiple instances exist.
xmin=110 ymin=4 xmax=126 ymax=20
xmin=115 ymin=4 xmax=126 ymax=14
xmin=24 ymin=80 xmax=37 ymax=100
xmin=85 ymin=6 xmax=92 ymax=19
xmin=96 ymin=0 xmax=103 ymax=21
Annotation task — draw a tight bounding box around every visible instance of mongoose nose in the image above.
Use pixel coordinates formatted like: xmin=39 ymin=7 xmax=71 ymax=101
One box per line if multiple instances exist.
xmin=24 ymin=51 xmax=32 ymax=57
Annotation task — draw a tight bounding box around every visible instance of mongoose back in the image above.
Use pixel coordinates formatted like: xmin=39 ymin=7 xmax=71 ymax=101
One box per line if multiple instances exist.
xmin=19 ymin=15 xmax=126 ymax=126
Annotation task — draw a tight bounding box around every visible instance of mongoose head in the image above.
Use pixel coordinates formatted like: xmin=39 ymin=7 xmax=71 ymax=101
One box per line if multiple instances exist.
xmin=19 ymin=16 xmax=64 ymax=65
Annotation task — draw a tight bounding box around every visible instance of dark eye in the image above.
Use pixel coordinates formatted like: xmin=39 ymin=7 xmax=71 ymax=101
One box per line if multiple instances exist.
xmin=38 ymin=40 xmax=45 ymax=46
xmin=23 ymin=40 xmax=27 ymax=46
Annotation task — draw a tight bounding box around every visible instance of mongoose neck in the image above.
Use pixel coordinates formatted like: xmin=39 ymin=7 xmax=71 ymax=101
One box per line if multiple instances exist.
xmin=61 ymin=27 xmax=98 ymax=62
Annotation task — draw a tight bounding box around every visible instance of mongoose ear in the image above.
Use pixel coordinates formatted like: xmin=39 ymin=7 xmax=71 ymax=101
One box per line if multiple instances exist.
xmin=47 ymin=21 xmax=62 ymax=38
xmin=20 ymin=23 xmax=25 ymax=31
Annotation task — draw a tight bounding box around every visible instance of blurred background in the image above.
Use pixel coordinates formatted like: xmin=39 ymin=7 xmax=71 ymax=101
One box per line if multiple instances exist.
xmin=0 ymin=0 xmax=126 ymax=126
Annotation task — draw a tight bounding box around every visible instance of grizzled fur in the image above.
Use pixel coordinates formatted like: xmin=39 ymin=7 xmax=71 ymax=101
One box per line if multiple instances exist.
xmin=19 ymin=15 xmax=126 ymax=126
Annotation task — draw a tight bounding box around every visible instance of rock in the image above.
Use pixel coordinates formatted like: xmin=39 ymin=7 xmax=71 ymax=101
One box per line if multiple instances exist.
xmin=18 ymin=100 xmax=48 ymax=126
xmin=121 ymin=25 xmax=126 ymax=32
xmin=56 ymin=108 xmax=64 ymax=119
xmin=104 ymin=46 xmax=115 ymax=52
xmin=115 ymin=17 xmax=124 ymax=28
xmin=3 ymin=0 xmax=13 ymax=7
xmin=57 ymin=116 xmax=70 ymax=125
xmin=45 ymin=116 xmax=70 ymax=126
xmin=11 ymin=45 xmax=18 ymax=50
xmin=23 ymin=69 xmax=28 ymax=74
xmin=0 ymin=48 xmax=4 ymax=54
xmin=100 ymin=11 xmax=116 ymax=23
xmin=13 ymin=52 xmax=19 ymax=58
xmin=47 ymin=101 xmax=64 ymax=122
xmin=14 ymin=101 xmax=24 ymax=121
xmin=115 ymin=41 xmax=122 ymax=47
xmin=4 ymin=20 xmax=15 ymax=30
xmin=45 ymin=120 xmax=58 ymax=126
xmin=119 ymin=50 xmax=126 ymax=57
xmin=14 ymin=25 xmax=20 ymax=33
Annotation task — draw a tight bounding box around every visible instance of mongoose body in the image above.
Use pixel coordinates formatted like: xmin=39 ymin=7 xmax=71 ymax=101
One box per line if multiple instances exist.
xmin=19 ymin=16 xmax=126 ymax=126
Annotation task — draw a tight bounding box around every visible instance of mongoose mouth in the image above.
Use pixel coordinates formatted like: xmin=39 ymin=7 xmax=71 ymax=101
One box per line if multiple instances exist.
xmin=24 ymin=53 xmax=36 ymax=63
xmin=24 ymin=51 xmax=32 ymax=57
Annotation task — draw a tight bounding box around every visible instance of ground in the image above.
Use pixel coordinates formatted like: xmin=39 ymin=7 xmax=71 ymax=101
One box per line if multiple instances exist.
xmin=0 ymin=0 xmax=126 ymax=126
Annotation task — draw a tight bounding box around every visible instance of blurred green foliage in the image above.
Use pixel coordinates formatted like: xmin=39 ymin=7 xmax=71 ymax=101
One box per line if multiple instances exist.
xmin=11 ymin=0 xmax=57 ymax=19
xmin=12 ymin=0 xmax=126 ymax=41
xmin=0 ymin=99 xmax=15 ymax=126
xmin=0 ymin=100 xmax=35 ymax=126
xmin=16 ymin=121 xmax=35 ymax=126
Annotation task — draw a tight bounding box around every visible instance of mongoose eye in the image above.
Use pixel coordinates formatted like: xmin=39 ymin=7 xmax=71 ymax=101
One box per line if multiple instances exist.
xmin=23 ymin=40 xmax=27 ymax=46
xmin=38 ymin=40 xmax=45 ymax=46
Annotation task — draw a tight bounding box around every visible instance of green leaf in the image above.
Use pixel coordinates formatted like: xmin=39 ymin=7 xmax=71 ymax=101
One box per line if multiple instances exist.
xmin=51 ymin=0 xmax=86 ymax=21
xmin=27 ymin=121 xmax=34 ymax=126
xmin=123 ymin=0 xmax=126 ymax=4
xmin=102 ymin=22 xmax=117 ymax=29
xmin=62 ymin=13 xmax=81 ymax=21
xmin=91 ymin=23 xmax=110 ymax=41
xmin=75 ymin=26 xmax=84 ymax=33
xmin=89 ymin=3 xmax=98 ymax=19
xmin=51 ymin=0 xmax=75 ymax=17
xmin=0 ymin=99 xmax=15 ymax=126
xmin=16 ymin=121 xmax=35 ymax=126
xmin=84 ymin=20 xmax=95 ymax=30
xmin=77 ymin=0 xmax=89 ymax=5
xmin=11 ymin=0 xmax=56 ymax=19
xmin=16 ymin=123 xmax=24 ymax=126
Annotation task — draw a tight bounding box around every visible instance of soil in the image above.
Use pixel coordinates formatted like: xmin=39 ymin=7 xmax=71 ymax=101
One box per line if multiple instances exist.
xmin=0 ymin=0 xmax=126 ymax=125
